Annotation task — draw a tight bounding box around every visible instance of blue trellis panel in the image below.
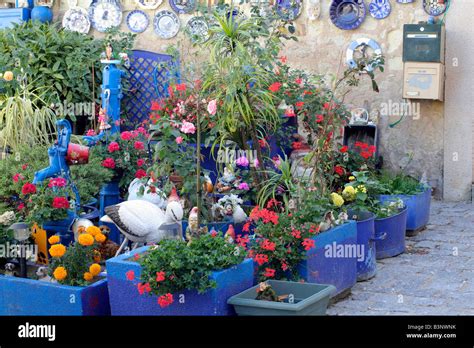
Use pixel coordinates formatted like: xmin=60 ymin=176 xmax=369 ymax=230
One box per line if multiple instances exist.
xmin=123 ymin=50 xmax=179 ymax=130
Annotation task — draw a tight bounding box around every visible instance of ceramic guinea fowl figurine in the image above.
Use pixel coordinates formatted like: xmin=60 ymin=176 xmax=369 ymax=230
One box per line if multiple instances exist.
xmin=256 ymin=282 xmax=280 ymax=302
xmin=100 ymin=200 xmax=184 ymax=256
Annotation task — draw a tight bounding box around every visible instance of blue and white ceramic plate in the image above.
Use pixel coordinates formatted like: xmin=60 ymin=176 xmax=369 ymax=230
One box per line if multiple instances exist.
xmin=186 ymin=16 xmax=209 ymax=43
xmin=127 ymin=10 xmax=149 ymax=33
xmin=423 ymin=0 xmax=448 ymax=16
xmin=369 ymin=0 xmax=390 ymax=19
xmin=330 ymin=0 xmax=366 ymax=30
xmin=88 ymin=0 xmax=122 ymax=32
xmin=346 ymin=37 xmax=382 ymax=71
xmin=62 ymin=7 xmax=90 ymax=34
xmin=135 ymin=0 xmax=162 ymax=10
xmin=154 ymin=10 xmax=180 ymax=39
xmin=275 ymin=0 xmax=303 ymax=21
xmin=169 ymin=0 xmax=195 ymax=14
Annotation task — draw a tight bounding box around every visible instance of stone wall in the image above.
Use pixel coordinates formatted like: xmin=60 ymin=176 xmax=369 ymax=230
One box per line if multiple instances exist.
xmin=54 ymin=0 xmax=446 ymax=197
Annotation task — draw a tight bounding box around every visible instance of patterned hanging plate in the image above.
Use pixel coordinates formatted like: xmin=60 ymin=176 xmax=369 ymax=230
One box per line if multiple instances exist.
xmin=169 ymin=0 xmax=195 ymax=14
xmin=346 ymin=37 xmax=382 ymax=71
xmin=275 ymin=0 xmax=303 ymax=21
xmin=186 ymin=16 xmax=209 ymax=43
xmin=423 ymin=0 xmax=448 ymax=16
xmin=62 ymin=7 xmax=90 ymax=34
xmin=127 ymin=9 xmax=149 ymax=33
xmin=154 ymin=10 xmax=180 ymax=39
xmin=135 ymin=0 xmax=162 ymax=10
xmin=369 ymin=0 xmax=390 ymax=19
xmin=330 ymin=0 xmax=366 ymax=30
xmin=88 ymin=0 xmax=122 ymax=32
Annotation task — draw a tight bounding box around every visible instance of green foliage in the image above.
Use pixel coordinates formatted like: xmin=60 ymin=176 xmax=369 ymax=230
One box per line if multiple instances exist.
xmin=374 ymin=171 xmax=426 ymax=195
xmin=257 ymin=155 xmax=296 ymax=208
xmin=138 ymin=234 xmax=245 ymax=297
xmin=0 ymin=21 xmax=135 ymax=107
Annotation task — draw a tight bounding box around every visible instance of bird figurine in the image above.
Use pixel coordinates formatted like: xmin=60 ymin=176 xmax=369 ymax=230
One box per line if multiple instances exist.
xmin=224 ymin=224 xmax=235 ymax=243
xmin=168 ymin=187 xmax=180 ymax=203
xmin=203 ymin=175 xmax=214 ymax=193
xmin=319 ymin=211 xmax=336 ymax=232
xmin=36 ymin=266 xmax=54 ymax=282
xmin=100 ymin=200 xmax=184 ymax=256
xmin=127 ymin=178 xmax=167 ymax=209
xmin=232 ymin=205 xmax=248 ymax=224
xmin=4 ymin=263 xmax=17 ymax=277
xmin=334 ymin=211 xmax=349 ymax=226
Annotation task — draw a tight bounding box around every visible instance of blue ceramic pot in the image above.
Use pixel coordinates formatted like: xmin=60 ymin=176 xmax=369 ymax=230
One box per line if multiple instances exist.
xmin=374 ymin=207 xmax=408 ymax=259
xmin=30 ymin=6 xmax=53 ymax=23
xmin=352 ymin=211 xmax=377 ymax=282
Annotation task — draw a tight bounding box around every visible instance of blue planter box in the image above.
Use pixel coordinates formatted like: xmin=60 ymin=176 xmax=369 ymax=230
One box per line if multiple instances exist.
xmin=375 ymin=207 xmax=408 ymax=259
xmin=379 ymin=188 xmax=431 ymax=232
xmin=0 ymin=275 xmax=110 ymax=316
xmin=106 ymin=246 xmax=254 ymax=315
xmin=354 ymin=212 xmax=376 ymax=282
xmin=298 ymin=221 xmax=357 ymax=297
xmin=0 ymin=8 xmax=31 ymax=29
xmin=43 ymin=211 xmax=76 ymax=247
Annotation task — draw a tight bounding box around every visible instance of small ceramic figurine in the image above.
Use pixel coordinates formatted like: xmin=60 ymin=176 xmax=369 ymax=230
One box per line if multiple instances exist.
xmin=203 ymin=175 xmax=214 ymax=193
xmin=334 ymin=211 xmax=348 ymax=226
xmin=224 ymin=224 xmax=235 ymax=243
xmin=216 ymin=167 xmax=236 ymax=193
xmin=256 ymin=282 xmax=281 ymax=302
xmin=36 ymin=266 xmax=53 ymax=282
xmin=105 ymin=43 xmax=113 ymax=61
xmin=4 ymin=263 xmax=17 ymax=277
xmin=211 ymin=203 xmax=225 ymax=222
xmin=306 ymin=0 xmax=321 ymax=20
xmin=319 ymin=211 xmax=336 ymax=232
xmin=168 ymin=187 xmax=180 ymax=203
xmin=98 ymin=108 xmax=111 ymax=130
xmin=223 ymin=203 xmax=234 ymax=222
xmin=217 ymin=194 xmax=248 ymax=224
xmin=185 ymin=207 xmax=204 ymax=242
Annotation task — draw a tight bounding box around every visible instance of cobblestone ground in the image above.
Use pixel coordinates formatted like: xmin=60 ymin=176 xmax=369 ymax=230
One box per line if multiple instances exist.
xmin=328 ymin=200 xmax=474 ymax=315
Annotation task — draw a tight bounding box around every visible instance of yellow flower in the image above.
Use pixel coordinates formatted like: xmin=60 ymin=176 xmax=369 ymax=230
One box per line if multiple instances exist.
xmin=53 ymin=266 xmax=67 ymax=281
xmin=342 ymin=186 xmax=356 ymax=202
xmin=95 ymin=233 xmax=106 ymax=243
xmin=48 ymin=235 xmax=60 ymax=245
xmin=349 ymin=176 xmax=355 ymax=181
xmin=89 ymin=263 xmax=101 ymax=276
xmin=78 ymin=233 xmax=94 ymax=246
xmin=356 ymin=185 xmax=367 ymax=194
xmin=83 ymin=272 xmax=93 ymax=281
xmin=3 ymin=71 xmax=13 ymax=82
xmin=330 ymin=192 xmax=345 ymax=207
xmin=49 ymin=243 xmax=66 ymax=258
xmin=85 ymin=225 xmax=101 ymax=236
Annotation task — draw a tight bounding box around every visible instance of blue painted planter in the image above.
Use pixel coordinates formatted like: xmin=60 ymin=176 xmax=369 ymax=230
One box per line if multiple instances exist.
xmin=106 ymin=246 xmax=254 ymax=315
xmin=99 ymin=181 xmax=122 ymax=243
xmin=379 ymin=187 xmax=431 ymax=232
xmin=298 ymin=221 xmax=358 ymax=297
xmin=181 ymin=220 xmax=244 ymax=239
xmin=375 ymin=207 xmax=408 ymax=259
xmin=353 ymin=211 xmax=376 ymax=282
xmin=0 ymin=275 xmax=110 ymax=316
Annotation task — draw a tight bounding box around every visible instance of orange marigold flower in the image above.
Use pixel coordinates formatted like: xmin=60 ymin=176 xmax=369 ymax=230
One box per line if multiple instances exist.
xmin=49 ymin=244 xmax=66 ymax=258
xmin=85 ymin=225 xmax=101 ymax=236
xmin=83 ymin=272 xmax=93 ymax=281
xmin=89 ymin=263 xmax=101 ymax=276
xmin=95 ymin=233 xmax=106 ymax=243
xmin=48 ymin=235 xmax=60 ymax=245
xmin=78 ymin=233 xmax=94 ymax=246
xmin=53 ymin=266 xmax=67 ymax=281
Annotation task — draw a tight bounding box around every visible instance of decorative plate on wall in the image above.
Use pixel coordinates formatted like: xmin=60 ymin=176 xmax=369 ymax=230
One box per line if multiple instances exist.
xmin=154 ymin=10 xmax=180 ymax=39
xmin=369 ymin=0 xmax=390 ymax=19
xmin=330 ymin=0 xmax=366 ymax=30
xmin=63 ymin=7 xmax=90 ymax=34
xmin=423 ymin=0 xmax=448 ymax=16
xmin=127 ymin=9 xmax=149 ymax=33
xmin=275 ymin=0 xmax=303 ymax=21
xmin=135 ymin=0 xmax=162 ymax=10
xmin=346 ymin=37 xmax=382 ymax=71
xmin=169 ymin=0 xmax=195 ymax=14
xmin=186 ymin=16 xmax=209 ymax=43
xmin=88 ymin=0 xmax=122 ymax=32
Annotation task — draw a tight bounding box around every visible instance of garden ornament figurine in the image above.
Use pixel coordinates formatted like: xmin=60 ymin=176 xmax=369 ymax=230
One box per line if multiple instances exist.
xmin=100 ymin=200 xmax=184 ymax=256
xmin=185 ymin=207 xmax=201 ymax=241
xmin=36 ymin=266 xmax=53 ymax=282
xmin=4 ymin=263 xmax=17 ymax=277
xmin=224 ymin=224 xmax=235 ymax=243
xmin=216 ymin=167 xmax=236 ymax=192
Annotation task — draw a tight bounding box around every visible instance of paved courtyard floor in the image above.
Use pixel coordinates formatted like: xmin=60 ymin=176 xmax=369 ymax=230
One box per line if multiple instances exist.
xmin=328 ymin=200 xmax=474 ymax=315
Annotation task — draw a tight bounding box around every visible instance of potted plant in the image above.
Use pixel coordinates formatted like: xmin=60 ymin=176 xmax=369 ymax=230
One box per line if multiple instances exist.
xmin=106 ymin=233 xmax=253 ymax=315
xmin=373 ymin=199 xmax=408 ymax=259
xmin=228 ymin=280 xmax=335 ymax=316
xmin=0 ymin=226 xmax=110 ymax=315
xmin=375 ymin=171 xmax=431 ymax=235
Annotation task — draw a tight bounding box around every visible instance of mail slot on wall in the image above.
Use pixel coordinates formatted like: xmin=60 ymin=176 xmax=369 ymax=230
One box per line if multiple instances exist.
xmin=403 ymin=24 xmax=445 ymax=63
xmin=403 ymin=62 xmax=444 ymax=101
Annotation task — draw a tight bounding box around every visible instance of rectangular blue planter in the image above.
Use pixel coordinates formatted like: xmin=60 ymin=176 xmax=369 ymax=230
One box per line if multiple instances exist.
xmin=378 ymin=188 xmax=431 ymax=231
xmin=298 ymin=221 xmax=358 ymax=297
xmin=106 ymin=246 xmax=254 ymax=315
xmin=0 ymin=275 xmax=110 ymax=316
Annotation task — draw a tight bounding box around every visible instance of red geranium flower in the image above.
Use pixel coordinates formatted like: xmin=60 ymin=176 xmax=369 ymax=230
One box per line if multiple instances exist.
xmin=134 ymin=141 xmax=145 ymax=150
xmin=158 ymin=293 xmax=174 ymax=308
xmin=137 ymin=282 xmax=151 ymax=295
xmin=279 ymin=56 xmax=287 ymax=64
xmin=295 ymin=101 xmax=305 ymax=109
xmin=48 ymin=177 xmax=67 ymax=188
xmin=302 ymin=238 xmax=315 ymax=251
xmin=334 ymin=165 xmax=345 ymax=176
xmin=291 ymin=229 xmax=301 ymax=239
xmin=13 ymin=173 xmax=23 ymax=183
xmin=150 ymin=101 xmax=162 ymax=111
xmin=254 ymin=253 xmax=269 ymax=266
xmin=135 ymin=169 xmax=147 ymax=179
xmin=52 ymin=197 xmax=70 ymax=209
xmin=295 ymin=77 xmax=302 ymax=85
xmin=264 ymin=268 xmax=276 ymax=278
xmin=281 ymin=261 xmax=289 ymax=271
xmin=126 ymin=270 xmax=135 ymax=281
xmin=315 ymin=114 xmax=324 ymax=123
xmin=102 ymin=158 xmax=116 ymax=169
xmin=120 ymin=131 xmax=133 ymax=141
xmin=21 ymin=163 xmax=28 ymax=170
xmin=242 ymin=221 xmax=251 ymax=233
xmin=175 ymin=83 xmax=186 ymax=92
xmin=21 ymin=183 xmax=36 ymax=195
xmin=260 ymin=239 xmax=276 ymax=252
xmin=236 ymin=234 xmax=250 ymax=248
xmin=339 ymin=146 xmax=349 ymax=153
xmin=17 ymin=202 xmax=25 ymax=211
xmin=258 ymin=139 xmax=267 ymax=148
xmin=156 ymin=271 xmax=166 ymax=282
xmin=360 ymin=151 xmax=372 ymax=159
xmin=268 ymin=82 xmax=282 ymax=93
xmin=108 ymin=141 xmax=120 ymax=153
xmin=137 ymin=158 xmax=145 ymax=167
xmin=292 ymin=141 xmax=304 ymax=150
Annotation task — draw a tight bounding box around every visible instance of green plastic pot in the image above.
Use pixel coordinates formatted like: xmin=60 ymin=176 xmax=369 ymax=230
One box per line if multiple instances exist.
xmin=227 ymin=280 xmax=335 ymax=316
